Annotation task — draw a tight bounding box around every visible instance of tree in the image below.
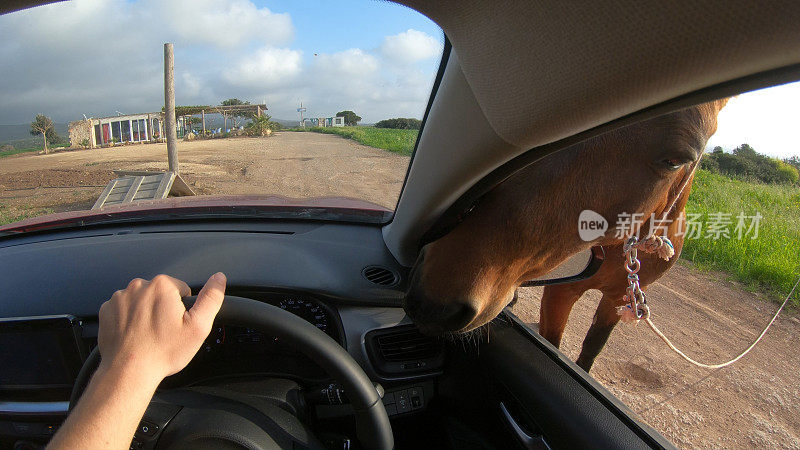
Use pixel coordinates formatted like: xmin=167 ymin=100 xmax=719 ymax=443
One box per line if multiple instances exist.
xmin=699 ymin=153 xmax=719 ymax=173
xmin=30 ymin=114 xmax=56 ymax=154
xmin=732 ymin=143 xmax=758 ymax=160
xmin=335 ymin=110 xmax=361 ymax=126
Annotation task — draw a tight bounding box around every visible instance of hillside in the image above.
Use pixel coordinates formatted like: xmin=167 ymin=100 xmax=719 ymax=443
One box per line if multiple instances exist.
xmin=0 ymin=123 xmax=69 ymax=147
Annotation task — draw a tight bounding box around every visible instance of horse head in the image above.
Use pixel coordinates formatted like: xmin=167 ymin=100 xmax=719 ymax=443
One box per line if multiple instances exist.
xmin=405 ymin=99 xmax=728 ymax=335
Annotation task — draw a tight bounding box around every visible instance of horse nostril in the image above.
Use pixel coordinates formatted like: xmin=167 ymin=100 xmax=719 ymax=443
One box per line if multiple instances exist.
xmin=444 ymin=302 xmax=478 ymax=331
xmin=404 ymin=283 xmax=478 ymax=332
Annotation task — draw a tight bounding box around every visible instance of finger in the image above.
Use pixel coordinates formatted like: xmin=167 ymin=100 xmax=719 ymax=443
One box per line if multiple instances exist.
xmin=186 ymin=272 xmax=226 ymax=329
xmin=127 ymin=277 xmax=147 ymax=291
xmin=151 ymin=274 xmax=191 ymax=298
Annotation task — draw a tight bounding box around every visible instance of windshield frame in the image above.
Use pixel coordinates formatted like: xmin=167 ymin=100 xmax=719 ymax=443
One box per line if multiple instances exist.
xmin=388 ymin=36 xmax=452 ymax=224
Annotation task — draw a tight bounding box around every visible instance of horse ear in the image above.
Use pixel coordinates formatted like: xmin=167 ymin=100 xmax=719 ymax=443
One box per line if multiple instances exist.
xmin=715 ymin=97 xmax=731 ymax=111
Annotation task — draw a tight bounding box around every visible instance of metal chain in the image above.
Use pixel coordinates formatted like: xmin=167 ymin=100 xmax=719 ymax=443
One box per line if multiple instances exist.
xmin=621 ymin=236 xmax=650 ymax=320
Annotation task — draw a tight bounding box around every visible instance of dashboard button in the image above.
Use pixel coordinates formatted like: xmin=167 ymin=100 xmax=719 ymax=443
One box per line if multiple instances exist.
xmin=12 ymin=422 xmax=33 ymax=435
xmin=381 ymin=391 xmax=395 ymax=405
xmin=409 ymin=387 xmax=424 ymax=410
xmin=395 ymin=390 xmax=411 ymax=413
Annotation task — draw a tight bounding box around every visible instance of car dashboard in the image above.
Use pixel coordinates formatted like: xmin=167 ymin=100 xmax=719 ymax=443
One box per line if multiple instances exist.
xmin=0 ymin=220 xmax=442 ymax=447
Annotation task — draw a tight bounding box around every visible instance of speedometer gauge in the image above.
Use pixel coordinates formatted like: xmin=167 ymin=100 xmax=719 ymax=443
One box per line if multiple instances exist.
xmin=278 ymin=297 xmax=329 ymax=334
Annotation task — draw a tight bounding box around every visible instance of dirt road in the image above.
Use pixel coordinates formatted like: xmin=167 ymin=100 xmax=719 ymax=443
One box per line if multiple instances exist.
xmin=1 ymin=133 xmax=797 ymax=448
xmin=512 ymin=265 xmax=800 ymax=449
xmin=0 ymin=132 xmax=409 ymax=217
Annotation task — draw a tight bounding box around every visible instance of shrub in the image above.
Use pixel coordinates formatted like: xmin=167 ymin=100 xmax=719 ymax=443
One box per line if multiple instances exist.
xmin=784 ymin=156 xmax=800 ymax=172
xmin=716 ymin=151 xmax=759 ymax=179
xmin=245 ymin=115 xmax=281 ymax=136
xmin=704 ymin=144 xmax=799 ymax=185
xmin=374 ymin=118 xmax=422 ymax=130
xmin=775 ymin=160 xmax=799 ymax=184
xmin=699 ymin=153 xmax=719 ymax=173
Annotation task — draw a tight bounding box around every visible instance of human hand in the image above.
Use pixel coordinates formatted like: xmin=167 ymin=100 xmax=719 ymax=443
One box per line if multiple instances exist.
xmin=97 ymin=273 xmax=227 ymax=383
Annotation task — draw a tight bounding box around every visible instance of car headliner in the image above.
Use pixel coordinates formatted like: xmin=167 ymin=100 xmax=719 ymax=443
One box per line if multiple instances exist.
xmin=3 ymin=1 xmax=800 ymax=266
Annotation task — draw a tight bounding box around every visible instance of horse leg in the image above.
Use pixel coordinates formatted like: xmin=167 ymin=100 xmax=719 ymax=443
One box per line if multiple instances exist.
xmin=575 ymin=291 xmax=624 ymax=372
xmin=538 ymin=283 xmax=586 ymax=348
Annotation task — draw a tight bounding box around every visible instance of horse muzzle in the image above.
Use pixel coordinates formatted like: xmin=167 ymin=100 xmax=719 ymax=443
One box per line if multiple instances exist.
xmin=403 ymin=283 xmax=478 ymax=335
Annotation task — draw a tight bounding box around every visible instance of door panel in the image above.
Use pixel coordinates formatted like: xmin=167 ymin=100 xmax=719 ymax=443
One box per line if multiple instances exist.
xmin=479 ymin=311 xmax=675 ymax=450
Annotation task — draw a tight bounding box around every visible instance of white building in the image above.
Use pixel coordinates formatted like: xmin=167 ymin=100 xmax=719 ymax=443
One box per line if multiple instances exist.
xmin=302 ymin=116 xmax=345 ymax=128
xmin=69 ymin=112 xmax=165 ymax=148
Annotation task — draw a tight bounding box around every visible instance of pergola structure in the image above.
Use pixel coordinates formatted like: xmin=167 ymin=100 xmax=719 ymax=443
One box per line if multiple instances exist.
xmin=177 ymin=104 xmax=267 ymax=135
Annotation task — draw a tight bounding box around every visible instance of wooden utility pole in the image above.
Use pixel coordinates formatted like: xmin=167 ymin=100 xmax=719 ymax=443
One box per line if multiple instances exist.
xmin=164 ymin=43 xmax=178 ymax=173
xmin=201 ymin=109 xmax=206 ymax=135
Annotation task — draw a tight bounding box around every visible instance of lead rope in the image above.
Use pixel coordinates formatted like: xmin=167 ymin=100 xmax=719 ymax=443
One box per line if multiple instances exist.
xmin=618 ymin=236 xmax=800 ymax=369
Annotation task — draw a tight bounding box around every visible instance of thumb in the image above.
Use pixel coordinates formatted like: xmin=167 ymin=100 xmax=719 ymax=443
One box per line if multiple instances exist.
xmin=187 ymin=272 xmax=226 ymax=330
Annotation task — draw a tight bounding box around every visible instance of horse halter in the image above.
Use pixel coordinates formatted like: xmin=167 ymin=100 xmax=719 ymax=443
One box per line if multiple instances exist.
xmin=617 ymin=157 xmax=701 ymax=322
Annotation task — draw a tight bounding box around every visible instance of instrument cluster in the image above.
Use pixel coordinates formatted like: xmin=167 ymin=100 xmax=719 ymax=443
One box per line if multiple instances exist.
xmin=201 ymin=294 xmax=341 ymax=352
xmin=165 ymin=293 xmax=343 ymax=385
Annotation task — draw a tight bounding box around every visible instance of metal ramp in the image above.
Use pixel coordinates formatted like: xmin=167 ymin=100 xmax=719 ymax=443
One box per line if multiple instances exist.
xmin=92 ymin=171 xmax=194 ymax=210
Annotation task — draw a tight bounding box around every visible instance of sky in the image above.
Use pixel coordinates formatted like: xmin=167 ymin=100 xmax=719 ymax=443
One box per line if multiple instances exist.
xmin=0 ymin=0 xmax=443 ymax=125
xmin=0 ymin=0 xmax=798 ymax=159
xmin=705 ymin=81 xmax=800 ymax=159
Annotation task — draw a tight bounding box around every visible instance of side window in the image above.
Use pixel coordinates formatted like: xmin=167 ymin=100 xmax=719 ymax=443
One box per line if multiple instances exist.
xmin=512 ymin=81 xmax=800 ymax=448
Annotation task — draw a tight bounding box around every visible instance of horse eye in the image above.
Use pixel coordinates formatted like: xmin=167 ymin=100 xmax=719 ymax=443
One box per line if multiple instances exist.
xmin=661 ymin=158 xmax=686 ymax=170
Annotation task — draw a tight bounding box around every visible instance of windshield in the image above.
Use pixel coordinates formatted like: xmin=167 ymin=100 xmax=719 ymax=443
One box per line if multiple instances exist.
xmin=0 ymin=0 xmax=443 ymax=227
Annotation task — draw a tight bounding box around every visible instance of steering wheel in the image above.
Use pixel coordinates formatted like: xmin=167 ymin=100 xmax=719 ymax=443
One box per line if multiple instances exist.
xmin=70 ymin=295 xmax=393 ymax=450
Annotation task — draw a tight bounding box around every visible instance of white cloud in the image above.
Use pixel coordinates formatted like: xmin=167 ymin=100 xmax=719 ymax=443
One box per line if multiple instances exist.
xmin=181 ymin=72 xmax=203 ymax=98
xmin=160 ymin=0 xmax=293 ymax=48
xmin=0 ymin=1 xmax=441 ymax=125
xmin=223 ymin=47 xmax=303 ymax=88
xmin=380 ymin=29 xmax=441 ymax=64
xmin=312 ymin=49 xmax=380 ymax=77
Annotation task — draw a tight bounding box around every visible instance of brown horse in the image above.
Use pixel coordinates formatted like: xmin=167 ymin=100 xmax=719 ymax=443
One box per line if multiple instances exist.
xmin=404 ymin=100 xmax=728 ymax=367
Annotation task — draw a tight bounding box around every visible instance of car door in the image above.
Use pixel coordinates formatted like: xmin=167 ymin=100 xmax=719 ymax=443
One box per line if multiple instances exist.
xmin=476 ymin=310 xmax=675 ymax=450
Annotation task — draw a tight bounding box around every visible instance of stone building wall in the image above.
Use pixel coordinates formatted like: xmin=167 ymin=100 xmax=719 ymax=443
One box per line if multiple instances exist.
xmin=68 ymin=119 xmax=93 ymax=148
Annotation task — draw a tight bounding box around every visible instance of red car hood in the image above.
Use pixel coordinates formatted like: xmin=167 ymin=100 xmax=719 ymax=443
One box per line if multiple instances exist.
xmin=0 ymin=195 xmax=392 ymax=234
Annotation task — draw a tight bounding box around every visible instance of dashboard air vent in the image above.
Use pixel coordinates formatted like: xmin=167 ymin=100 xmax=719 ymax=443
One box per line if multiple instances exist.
xmin=375 ymin=328 xmax=439 ymax=361
xmin=362 ymin=266 xmax=398 ymax=286
xmin=365 ymin=325 xmax=444 ymax=376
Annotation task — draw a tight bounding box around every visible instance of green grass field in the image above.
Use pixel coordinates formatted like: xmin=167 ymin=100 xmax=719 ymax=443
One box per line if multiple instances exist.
xmin=1 ymin=146 xmax=41 ymax=158
xmin=289 ymin=126 xmax=418 ymax=156
xmin=0 ymin=143 xmax=68 ymax=158
xmin=684 ymin=169 xmax=800 ymax=303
